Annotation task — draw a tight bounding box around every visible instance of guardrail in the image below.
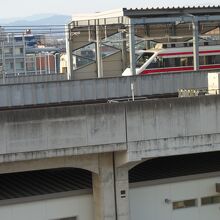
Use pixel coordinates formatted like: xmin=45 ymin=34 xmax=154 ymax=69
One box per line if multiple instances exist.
xmin=0 ymin=73 xmax=67 ymax=84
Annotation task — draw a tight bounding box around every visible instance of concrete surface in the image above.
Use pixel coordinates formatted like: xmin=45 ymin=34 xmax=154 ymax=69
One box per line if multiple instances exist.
xmin=0 ymin=71 xmax=208 ymax=109
xmin=0 ymin=94 xmax=220 ymax=164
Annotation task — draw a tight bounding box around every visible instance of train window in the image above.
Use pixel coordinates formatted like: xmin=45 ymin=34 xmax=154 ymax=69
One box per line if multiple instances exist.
xmin=147 ymin=59 xmax=160 ymax=69
xmin=163 ymin=58 xmax=177 ymax=67
xmin=175 ymin=58 xmax=181 ymax=66
xmin=200 ymin=55 xmax=220 ymax=65
xmin=162 ymin=58 xmax=169 ymax=67
xmin=199 ymin=56 xmax=205 ymax=65
xmin=146 ymin=57 xmax=192 ymax=69
xmin=148 ymin=57 xmax=176 ymax=68
xmin=207 ymin=56 xmax=214 ymax=65
xmin=199 ymin=56 xmax=212 ymax=65
xmin=214 ymin=55 xmax=220 ymax=64
xmin=180 ymin=58 xmax=187 ymax=66
xmin=159 ymin=57 xmax=192 ymax=68
xmin=136 ymin=52 xmax=154 ymax=68
xmin=188 ymin=57 xmax=193 ymax=66
xmin=180 ymin=57 xmax=193 ymax=66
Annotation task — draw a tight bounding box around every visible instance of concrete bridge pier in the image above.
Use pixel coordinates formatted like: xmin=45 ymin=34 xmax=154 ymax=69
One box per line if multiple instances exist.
xmin=115 ymin=165 xmax=130 ymax=220
xmin=92 ymin=152 xmax=130 ymax=220
xmin=93 ymin=153 xmax=116 ymax=220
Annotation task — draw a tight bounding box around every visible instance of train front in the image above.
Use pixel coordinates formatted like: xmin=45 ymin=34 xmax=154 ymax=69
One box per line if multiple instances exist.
xmin=122 ymin=51 xmax=157 ymax=76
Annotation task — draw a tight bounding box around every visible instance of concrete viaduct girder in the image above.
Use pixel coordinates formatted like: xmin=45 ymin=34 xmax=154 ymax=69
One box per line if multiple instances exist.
xmin=0 ymin=94 xmax=219 ymax=164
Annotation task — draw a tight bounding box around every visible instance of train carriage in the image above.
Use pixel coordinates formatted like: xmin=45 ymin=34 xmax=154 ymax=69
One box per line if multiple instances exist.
xmin=122 ymin=41 xmax=220 ymax=76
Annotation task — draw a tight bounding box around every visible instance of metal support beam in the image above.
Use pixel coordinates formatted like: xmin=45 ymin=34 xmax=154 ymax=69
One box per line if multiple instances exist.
xmin=34 ymin=54 xmax=37 ymax=75
xmin=12 ymin=34 xmax=16 ymax=75
xmin=192 ymin=17 xmax=199 ymax=71
xmin=121 ymin=30 xmax=127 ymax=71
xmin=96 ymin=20 xmax=103 ymax=78
xmin=171 ymin=24 xmax=177 ymax=42
xmin=131 ymin=15 xmax=220 ymax=25
xmin=39 ymin=53 xmax=42 ymax=75
xmin=145 ymin=25 xmax=151 ymax=49
xmin=22 ymin=34 xmax=27 ymax=75
xmin=44 ymin=54 xmax=47 ymax=74
xmin=129 ymin=19 xmax=136 ymax=75
xmin=65 ymin=24 xmax=73 ymax=80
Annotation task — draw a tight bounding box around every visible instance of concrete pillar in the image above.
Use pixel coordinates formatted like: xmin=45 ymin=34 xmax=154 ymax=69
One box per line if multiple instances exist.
xmin=114 ymin=151 xmax=130 ymax=220
xmin=65 ymin=24 xmax=74 ymax=80
xmin=92 ymin=153 xmax=116 ymax=220
xmin=128 ymin=18 xmax=136 ymax=75
xmin=93 ymin=152 xmax=130 ymax=220
xmin=192 ymin=17 xmax=199 ymax=71
xmin=96 ymin=20 xmax=103 ymax=78
xmin=115 ymin=166 xmax=130 ymax=220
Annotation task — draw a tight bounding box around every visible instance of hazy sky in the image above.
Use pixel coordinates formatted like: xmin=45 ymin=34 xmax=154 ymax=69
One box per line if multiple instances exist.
xmin=1 ymin=0 xmax=219 ymax=19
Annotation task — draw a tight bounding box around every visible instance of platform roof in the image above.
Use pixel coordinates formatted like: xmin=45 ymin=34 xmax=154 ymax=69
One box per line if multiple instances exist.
xmin=71 ymin=6 xmax=220 ymax=25
xmin=70 ymin=6 xmax=220 ymax=42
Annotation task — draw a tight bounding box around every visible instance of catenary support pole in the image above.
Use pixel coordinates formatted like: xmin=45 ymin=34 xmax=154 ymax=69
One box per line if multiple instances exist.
xmin=121 ymin=30 xmax=127 ymax=71
xmin=65 ymin=24 xmax=74 ymax=80
xmin=192 ymin=17 xmax=199 ymax=71
xmin=96 ymin=20 xmax=103 ymax=78
xmin=129 ymin=19 xmax=136 ymax=75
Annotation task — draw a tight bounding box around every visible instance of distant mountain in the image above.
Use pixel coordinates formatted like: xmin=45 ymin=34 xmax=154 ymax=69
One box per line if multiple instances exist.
xmin=0 ymin=14 xmax=71 ymax=26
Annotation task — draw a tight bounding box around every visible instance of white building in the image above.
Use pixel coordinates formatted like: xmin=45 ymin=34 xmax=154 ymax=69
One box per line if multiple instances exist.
xmin=0 ymin=30 xmax=59 ymax=76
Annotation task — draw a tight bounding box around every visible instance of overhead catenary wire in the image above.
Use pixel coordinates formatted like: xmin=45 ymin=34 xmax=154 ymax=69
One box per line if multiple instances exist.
xmin=0 ymin=23 xmax=219 ymax=45
xmin=1 ymin=22 xmax=220 ymax=31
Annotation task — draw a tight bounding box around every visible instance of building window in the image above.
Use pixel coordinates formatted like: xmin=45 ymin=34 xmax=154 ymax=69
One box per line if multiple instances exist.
xmin=201 ymin=195 xmax=220 ymax=205
xmin=173 ymin=199 xmax=197 ymax=210
xmin=19 ymin=48 xmax=24 ymax=54
xmin=10 ymin=62 xmax=14 ymax=69
xmin=6 ymin=62 xmax=14 ymax=70
xmin=9 ymin=48 xmax=13 ymax=54
xmin=5 ymin=48 xmax=13 ymax=57
xmin=16 ymin=61 xmax=24 ymax=70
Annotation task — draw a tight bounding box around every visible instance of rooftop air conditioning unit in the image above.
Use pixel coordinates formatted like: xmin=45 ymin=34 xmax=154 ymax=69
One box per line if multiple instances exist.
xmin=208 ymin=72 xmax=220 ymax=95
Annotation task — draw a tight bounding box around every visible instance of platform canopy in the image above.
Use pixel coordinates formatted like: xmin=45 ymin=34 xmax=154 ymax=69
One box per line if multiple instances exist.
xmin=70 ymin=6 xmax=220 ymax=40
xmin=66 ymin=6 xmax=220 ymax=78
